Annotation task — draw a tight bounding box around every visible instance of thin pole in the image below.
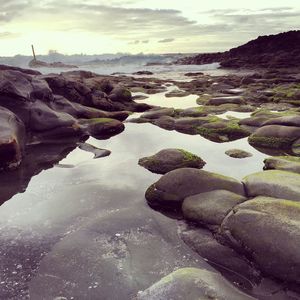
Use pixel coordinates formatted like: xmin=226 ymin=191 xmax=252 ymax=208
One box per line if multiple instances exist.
xmin=31 ymin=45 xmax=36 ymax=61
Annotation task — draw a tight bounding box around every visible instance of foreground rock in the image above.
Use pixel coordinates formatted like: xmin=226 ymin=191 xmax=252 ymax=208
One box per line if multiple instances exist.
xmin=182 ymin=190 xmax=246 ymax=228
xmin=264 ymin=156 xmax=300 ymax=174
xmin=137 ymin=267 xmax=255 ymax=300
xmin=220 ymin=197 xmax=300 ymax=285
xmin=138 ymin=149 xmax=206 ymax=174
xmin=0 ymin=107 xmax=25 ymax=170
xmin=243 ymin=170 xmax=300 ymax=201
xmin=145 ymin=168 xmax=245 ymax=208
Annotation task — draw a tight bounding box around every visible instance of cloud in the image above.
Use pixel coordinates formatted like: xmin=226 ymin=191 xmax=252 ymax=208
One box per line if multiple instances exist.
xmin=158 ymin=38 xmax=175 ymax=43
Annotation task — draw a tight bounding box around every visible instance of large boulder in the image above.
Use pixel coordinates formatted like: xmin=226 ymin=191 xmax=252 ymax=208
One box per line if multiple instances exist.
xmin=220 ymin=197 xmax=300 ymax=284
xmin=137 ymin=268 xmax=255 ymax=300
xmin=262 ymin=115 xmax=300 ymax=127
xmin=264 ymin=156 xmax=300 ymax=174
xmin=243 ymin=170 xmax=300 ymax=201
xmin=0 ymin=107 xmax=26 ymax=170
xmin=145 ymin=168 xmax=245 ymax=208
xmin=248 ymin=125 xmax=300 ymax=149
xmin=182 ymin=190 xmax=246 ymax=227
xmin=108 ymin=86 xmax=132 ymax=102
xmin=138 ymin=149 xmax=206 ymax=174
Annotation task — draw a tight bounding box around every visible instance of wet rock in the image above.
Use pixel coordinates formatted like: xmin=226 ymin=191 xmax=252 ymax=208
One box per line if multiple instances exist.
xmin=145 ymin=168 xmax=245 ymax=208
xmin=81 ymin=118 xmax=125 ymax=139
xmin=137 ymin=267 xmax=256 ymax=300
xmin=225 ymin=149 xmax=253 ymax=159
xmin=243 ymin=170 xmax=300 ymax=201
xmin=0 ymin=107 xmax=25 ymax=170
xmin=264 ymin=156 xmax=300 ymax=174
xmin=165 ymin=90 xmax=190 ymax=98
xmin=220 ymin=197 xmax=300 ymax=285
xmin=292 ymin=138 xmax=300 ymax=155
xmin=182 ymin=190 xmax=246 ymax=227
xmin=133 ymin=71 xmax=154 ymax=75
xmin=248 ymin=125 xmax=300 ymax=149
xmin=262 ymin=115 xmax=300 ymax=127
xmin=180 ymin=225 xmax=260 ymax=288
xmin=152 ymin=116 xmax=175 ymax=130
xmin=184 ymin=72 xmax=204 ymax=77
xmin=78 ymin=143 xmax=111 ymax=159
xmin=174 ymin=116 xmax=216 ymax=135
xmin=138 ymin=149 xmax=206 ymax=174
xmin=141 ymin=108 xmax=175 ymax=119
xmin=108 ymin=86 xmax=132 ymax=102
xmin=207 ymin=96 xmax=244 ymax=106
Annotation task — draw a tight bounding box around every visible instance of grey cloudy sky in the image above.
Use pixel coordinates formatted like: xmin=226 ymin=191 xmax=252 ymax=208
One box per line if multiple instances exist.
xmin=0 ymin=0 xmax=299 ymax=55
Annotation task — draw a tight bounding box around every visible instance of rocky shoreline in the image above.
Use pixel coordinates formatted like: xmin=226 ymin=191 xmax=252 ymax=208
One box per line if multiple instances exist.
xmin=1 ymin=61 xmax=300 ymax=299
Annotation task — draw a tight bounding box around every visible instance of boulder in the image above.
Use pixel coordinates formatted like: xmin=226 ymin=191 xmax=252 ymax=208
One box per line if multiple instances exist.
xmin=108 ymin=86 xmax=132 ymax=102
xmin=220 ymin=197 xmax=300 ymax=284
xmin=248 ymin=125 xmax=300 ymax=149
xmin=145 ymin=168 xmax=245 ymax=208
xmin=141 ymin=108 xmax=175 ymax=119
xmin=138 ymin=149 xmax=206 ymax=174
xmin=137 ymin=268 xmax=255 ymax=300
xmin=264 ymin=156 xmax=300 ymax=174
xmin=225 ymin=149 xmax=253 ymax=159
xmin=0 ymin=107 xmax=26 ymax=170
xmin=182 ymin=190 xmax=246 ymax=227
xmin=243 ymin=170 xmax=300 ymax=201
xmin=262 ymin=115 xmax=300 ymax=127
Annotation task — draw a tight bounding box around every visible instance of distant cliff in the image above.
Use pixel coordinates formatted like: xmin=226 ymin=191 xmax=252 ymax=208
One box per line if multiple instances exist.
xmin=177 ymin=30 xmax=300 ymax=68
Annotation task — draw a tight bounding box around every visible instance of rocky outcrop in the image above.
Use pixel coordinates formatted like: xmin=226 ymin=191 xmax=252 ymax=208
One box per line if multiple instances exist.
xmin=177 ymin=30 xmax=300 ymax=69
xmin=138 ymin=149 xmax=206 ymax=174
xmin=29 ymin=59 xmax=78 ymax=69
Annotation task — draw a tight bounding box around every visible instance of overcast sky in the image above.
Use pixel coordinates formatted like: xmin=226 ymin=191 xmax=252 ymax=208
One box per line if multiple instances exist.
xmin=0 ymin=0 xmax=299 ymax=56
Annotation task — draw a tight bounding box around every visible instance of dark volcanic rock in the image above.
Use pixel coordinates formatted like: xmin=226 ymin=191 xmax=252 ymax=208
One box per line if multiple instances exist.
xmin=138 ymin=148 xmax=206 ymax=174
xmin=0 ymin=107 xmax=25 ymax=170
xmin=177 ymin=30 xmax=300 ymax=69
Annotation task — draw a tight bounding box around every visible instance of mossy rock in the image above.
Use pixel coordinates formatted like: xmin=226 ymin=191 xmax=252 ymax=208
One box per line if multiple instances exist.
xmin=243 ymin=170 xmax=300 ymax=201
xmin=138 ymin=148 xmax=206 ymax=174
xmin=225 ymin=149 xmax=253 ymax=159
xmin=145 ymin=168 xmax=245 ymax=208
xmin=220 ymin=197 xmax=300 ymax=285
xmin=264 ymin=156 xmax=300 ymax=174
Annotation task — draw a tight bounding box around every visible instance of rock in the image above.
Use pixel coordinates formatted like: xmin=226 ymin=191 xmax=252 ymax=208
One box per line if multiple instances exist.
xmin=138 ymin=149 xmax=206 ymax=174
xmin=220 ymin=197 xmax=300 ymax=284
xmin=0 ymin=107 xmax=25 ymax=170
xmin=81 ymin=118 xmax=125 ymax=139
xmin=141 ymin=108 xmax=175 ymax=119
xmin=133 ymin=71 xmax=154 ymax=75
xmin=180 ymin=226 xmax=260 ymax=288
xmin=184 ymin=72 xmax=204 ymax=77
xmin=207 ymin=96 xmax=244 ymax=106
xmin=0 ymin=64 xmax=41 ymax=75
xmin=182 ymin=190 xmax=246 ymax=227
xmin=165 ymin=90 xmax=190 ymax=98
xmin=152 ymin=116 xmax=175 ymax=130
xmin=29 ymin=59 xmax=78 ymax=69
xmin=243 ymin=170 xmax=300 ymax=201
xmin=145 ymin=168 xmax=245 ymax=208
xmin=264 ymin=156 xmax=300 ymax=174
xmin=225 ymin=149 xmax=253 ymax=159
xmin=78 ymin=143 xmax=111 ymax=159
xmin=137 ymin=267 xmax=255 ymax=300
xmin=292 ymin=138 xmax=300 ymax=155
xmin=108 ymin=86 xmax=132 ymax=102
xmin=262 ymin=115 xmax=300 ymax=127
xmin=248 ymin=125 xmax=300 ymax=149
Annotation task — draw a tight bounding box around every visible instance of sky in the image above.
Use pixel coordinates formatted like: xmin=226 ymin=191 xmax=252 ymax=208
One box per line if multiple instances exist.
xmin=0 ymin=0 xmax=300 ymax=56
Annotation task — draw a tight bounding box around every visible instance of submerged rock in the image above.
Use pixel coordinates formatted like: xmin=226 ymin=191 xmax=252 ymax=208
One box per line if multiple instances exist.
xmin=220 ymin=197 xmax=300 ymax=285
xmin=138 ymin=149 xmax=206 ymax=174
xmin=78 ymin=143 xmax=111 ymax=159
xmin=137 ymin=267 xmax=255 ymax=300
xmin=243 ymin=170 xmax=300 ymax=201
xmin=225 ymin=149 xmax=253 ymax=158
xmin=182 ymin=190 xmax=246 ymax=227
xmin=145 ymin=168 xmax=245 ymax=208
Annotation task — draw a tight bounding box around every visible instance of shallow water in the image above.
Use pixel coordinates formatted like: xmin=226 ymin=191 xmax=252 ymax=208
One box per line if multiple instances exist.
xmin=0 ymin=81 xmax=288 ymax=299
